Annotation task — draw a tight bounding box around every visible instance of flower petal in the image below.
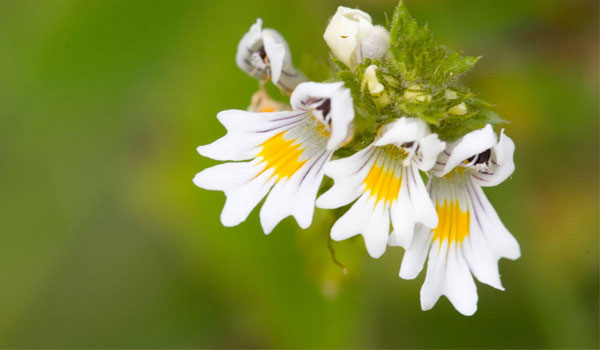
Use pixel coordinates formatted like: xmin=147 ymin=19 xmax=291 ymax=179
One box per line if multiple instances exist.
xmin=220 ymin=170 xmax=277 ymax=227
xmin=438 ymin=124 xmax=497 ymax=176
xmin=292 ymin=151 xmax=332 ymax=228
xmin=197 ymin=110 xmax=305 ymax=161
xmin=193 ymin=161 xmax=259 ymax=191
xmin=259 ymin=149 xmax=331 ymax=233
xmin=420 ymin=240 xmax=478 ymax=316
xmin=290 ymin=82 xmax=354 ymax=151
xmin=416 ymin=133 xmax=446 ymax=171
xmin=407 ymin=164 xmax=438 ymax=229
xmin=373 ymin=117 xmax=428 ymax=147
xmin=466 ymin=179 xmax=520 ymax=260
xmin=317 ymin=147 xmax=375 ymax=209
xmin=262 ymin=31 xmax=285 ymax=84
xmin=330 ymin=195 xmax=390 ymax=258
xmin=235 ymin=19 xmax=264 ymax=74
xmin=470 ymin=129 xmax=515 ymax=187
xmin=399 ymin=224 xmax=433 ymax=279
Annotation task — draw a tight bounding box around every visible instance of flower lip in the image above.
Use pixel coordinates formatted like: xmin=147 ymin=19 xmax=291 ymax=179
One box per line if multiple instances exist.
xmin=373 ymin=117 xmax=429 ymax=147
xmin=290 ymin=82 xmax=354 ymax=150
xmin=438 ymin=124 xmax=497 ymax=176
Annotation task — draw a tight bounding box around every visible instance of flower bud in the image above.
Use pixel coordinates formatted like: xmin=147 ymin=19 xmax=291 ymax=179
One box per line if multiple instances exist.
xmin=448 ymin=102 xmax=468 ymax=115
xmin=362 ymin=65 xmax=384 ymax=95
xmin=323 ymin=6 xmax=390 ymax=68
xmin=362 ymin=65 xmax=390 ymax=107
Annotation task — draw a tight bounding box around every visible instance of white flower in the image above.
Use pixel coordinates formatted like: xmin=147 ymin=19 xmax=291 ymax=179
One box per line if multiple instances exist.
xmin=399 ymin=124 xmax=520 ymax=315
xmin=236 ymin=19 xmax=306 ymax=92
xmin=323 ymin=6 xmax=390 ymax=68
xmin=194 ymin=82 xmax=354 ymax=234
xmin=317 ymin=118 xmax=446 ymax=258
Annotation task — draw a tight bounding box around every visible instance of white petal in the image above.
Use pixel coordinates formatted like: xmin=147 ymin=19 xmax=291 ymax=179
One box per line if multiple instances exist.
xmin=441 ymin=124 xmax=497 ymax=176
xmin=259 ymin=177 xmax=296 ymax=234
xmin=262 ymin=32 xmax=285 ymax=84
xmin=290 ymin=82 xmax=345 ymax=110
xmin=197 ymin=110 xmax=306 ymax=161
xmin=470 ymin=129 xmax=515 ymax=187
xmin=330 ymin=195 xmax=371 ymax=241
xmin=420 ymin=240 xmax=446 ymax=310
xmin=388 ymin=166 xmax=415 ymax=248
xmin=416 ymin=133 xmax=446 ymax=171
xmin=389 ymin=165 xmax=437 ymax=249
xmin=361 ymin=200 xmax=391 ymax=258
xmin=193 ymin=161 xmax=259 ymax=192
xmin=290 ymin=82 xmax=354 ymax=151
xmin=258 ymin=147 xmax=331 ymax=233
xmin=292 ymin=151 xmax=332 ymax=228
xmin=461 ymin=223 xmax=504 ymax=290
xmin=317 ymin=147 xmax=375 ymax=209
xmin=322 ymin=146 xmax=374 ymax=178
xmin=373 ymin=117 xmax=428 ymax=147
xmin=407 ymin=164 xmax=438 ymax=229
xmin=235 ymin=19 xmax=263 ymax=74
xmin=466 ymin=179 xmax=520 ymax=260
xmin=197 ymin=132 xmax=270 ymax=161
xmin=220 ymin=170 xmax=276 ymax=227
xmin=328 ymin=90 xmax=354 ymax=150
xmin=442 ymin=243 xmax=478 ymax=316
xmin=330 ymin=195 xmax=391 ymax=258
xmin=216 ymin=109 xmax=304 ymax=134
xmin=399 ymin=224 xmax=432 ymax=279
xmin=420 ymin=240 xmax=478 ymax=316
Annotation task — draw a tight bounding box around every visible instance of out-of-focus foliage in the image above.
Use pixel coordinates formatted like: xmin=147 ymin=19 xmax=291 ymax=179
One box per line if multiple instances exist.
xmin=0 ymin=0 xmax=597 ymax=348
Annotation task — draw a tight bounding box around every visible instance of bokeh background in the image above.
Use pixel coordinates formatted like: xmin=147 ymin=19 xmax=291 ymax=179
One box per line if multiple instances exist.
xmin=1 ymin=0 xmax=598 ymax=348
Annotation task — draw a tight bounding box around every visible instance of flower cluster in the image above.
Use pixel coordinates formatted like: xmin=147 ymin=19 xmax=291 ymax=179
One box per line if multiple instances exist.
xmin=194 ymin=2 xmax=520 ymax=316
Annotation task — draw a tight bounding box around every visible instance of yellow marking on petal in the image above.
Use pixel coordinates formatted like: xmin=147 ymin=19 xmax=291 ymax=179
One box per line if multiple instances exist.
xmin=363 ymin=160 xmax=401 ymax=205
xmin=256 ymin=132 xmax=307 ymax=180
xmin=432 ymin=200 xmax=470 ymax=244
xmin=444 ymin=166 xmax=468 ymax=179
xmin=260 ymin=106 xmax=276 ymax=113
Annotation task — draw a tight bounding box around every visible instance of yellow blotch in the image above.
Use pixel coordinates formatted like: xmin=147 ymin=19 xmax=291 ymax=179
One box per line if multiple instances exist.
xmin=256 ymin=132 xmax=307 ymax=180
xmin=260 ymin=106 xmax=276 ymax=113
xmin=432 ymin=200 xmax=470 ymax=243
xmin=363 ymin=162 xmax=401 ymax=205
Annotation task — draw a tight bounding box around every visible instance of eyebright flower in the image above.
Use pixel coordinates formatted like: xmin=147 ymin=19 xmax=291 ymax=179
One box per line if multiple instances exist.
xmin=236 ymin=19 xmax=306 ymax=93
xmin=399 ymin=125 xmax=520 ymax=315
xmin=194 ymin=82 xmax=354 ymax=234
xmin=323 ymin=6 xmax=390 ymax=68
xmin=317 ymin=117 xmax=445 ymax=258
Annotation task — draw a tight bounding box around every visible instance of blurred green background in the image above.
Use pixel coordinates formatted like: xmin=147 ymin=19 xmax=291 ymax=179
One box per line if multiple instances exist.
xmin=1 ymin=0 xmax=598 ymax=348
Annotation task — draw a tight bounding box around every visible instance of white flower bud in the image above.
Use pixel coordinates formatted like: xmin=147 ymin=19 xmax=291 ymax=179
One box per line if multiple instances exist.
xmin=323 ymin=6 xmax=390 ymax=68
